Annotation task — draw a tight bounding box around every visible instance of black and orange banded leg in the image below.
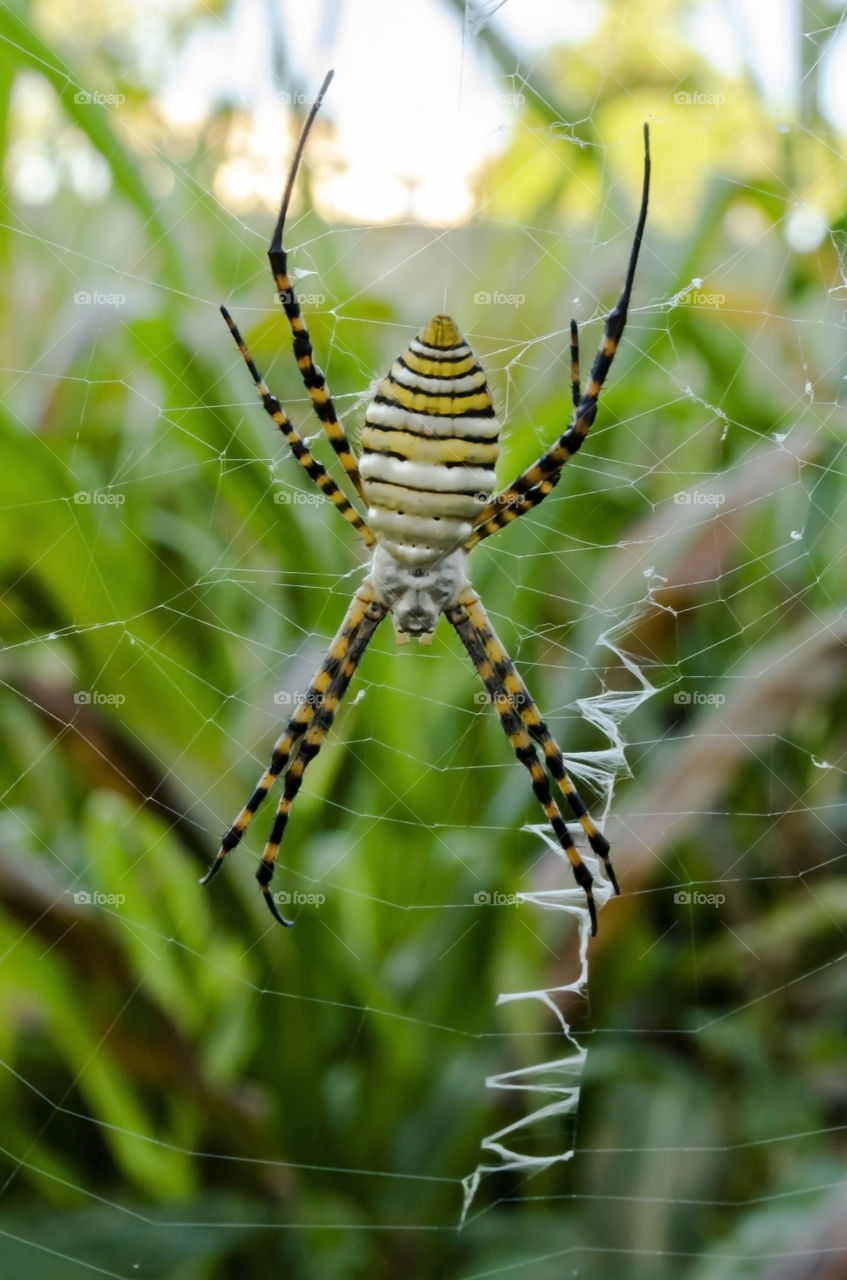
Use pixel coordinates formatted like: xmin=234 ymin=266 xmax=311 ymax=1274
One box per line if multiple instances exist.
xmin=220 ymin=306 xmax=375 ymax=549
xmin=266 ymin=68 xmax=367 ymax=507
xmin=255 ymin=598 xmax=385 ymax=924
xmin=201 ymin=585 xmax=386 ymax=922
xmin=447 ymin=589 xmax=601 ymax=935
xmin=470 ymin=317 xmax=581 ymax=539
xmin=570 ymin=318 xmax=581 ymax=408
xmin=465 ymin=124 xmax=650 ymax=552
xmin=458 ymin=590 xmax=619 ymax=898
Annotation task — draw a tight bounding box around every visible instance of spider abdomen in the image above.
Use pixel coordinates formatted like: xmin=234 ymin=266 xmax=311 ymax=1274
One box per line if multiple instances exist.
xmin=360 ymin=315 xmax=499 ymax=567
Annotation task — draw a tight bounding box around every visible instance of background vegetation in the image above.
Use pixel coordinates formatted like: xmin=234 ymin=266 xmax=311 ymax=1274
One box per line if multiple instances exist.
xmin=1 ymin=1 xmax=845 ymax=1277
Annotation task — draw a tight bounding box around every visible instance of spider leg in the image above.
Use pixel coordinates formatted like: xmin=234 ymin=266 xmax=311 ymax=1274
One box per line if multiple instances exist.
xmin=266 ymin=69 xmax=368 ymax=507
xmin=255 ymin=594 xmax=385 ymax=924
xmin=447 ymin=587 xmax=604 ymax=935
xmin=221 ymin=306 xmax=375 ymax=548
xmin=465 ymin=124 xmax=650 ymax=551
xmin=570 ymin=318 xmax=581 ymax=408
xmin=201 ymin=584 xmax=386 ymax=923
xmin=456 ymin=588 xmax=618 ymax=896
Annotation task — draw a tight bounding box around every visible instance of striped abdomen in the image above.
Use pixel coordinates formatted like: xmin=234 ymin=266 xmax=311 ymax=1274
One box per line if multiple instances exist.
xmin=360 ymin=315 xmax=499 ymax=567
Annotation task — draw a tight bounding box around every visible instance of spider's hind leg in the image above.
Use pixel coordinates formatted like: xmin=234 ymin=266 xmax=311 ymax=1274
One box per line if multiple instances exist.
xmin=447 ymin=588 xmax=611 ymax=935
xmin=456 ymin=588 xmax=619 ymax=897
xmin=202 ymin=585 xmax=386 ymax=924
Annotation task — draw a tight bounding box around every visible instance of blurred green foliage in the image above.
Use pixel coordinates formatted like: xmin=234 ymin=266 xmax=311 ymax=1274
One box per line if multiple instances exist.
xmin=1 ymin=1 xmax=846 ymax=1277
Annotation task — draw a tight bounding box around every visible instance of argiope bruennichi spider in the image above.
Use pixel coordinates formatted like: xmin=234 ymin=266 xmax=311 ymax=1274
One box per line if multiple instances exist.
xmin=202 ymin=71 xmax=650 ymax=935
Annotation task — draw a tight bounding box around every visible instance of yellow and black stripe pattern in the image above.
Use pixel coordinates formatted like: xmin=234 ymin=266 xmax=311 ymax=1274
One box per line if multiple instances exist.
xmin=201 ymin=582 xmax=387 ymax=923
xmin=447 ymin=586 xmax=614 ymax=935
xmin=220 ymin=306 xmax=375 ymax=549
xmin=359 ymin=315 xmax=499 ymax=567
xmin=467 ymin=122 xmax=651 ymax=549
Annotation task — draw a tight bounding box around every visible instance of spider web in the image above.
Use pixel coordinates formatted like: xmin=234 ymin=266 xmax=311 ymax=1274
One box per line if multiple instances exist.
xmin=2 ymin=0 xmax=847 ymax=1276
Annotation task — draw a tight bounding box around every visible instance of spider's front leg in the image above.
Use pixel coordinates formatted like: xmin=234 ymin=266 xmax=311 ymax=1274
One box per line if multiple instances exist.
xmin=466 ymin=123 xmax=651 ymax=550
xmin=265 ymin=68 xmax=368 ymax=506
xmin=220 ymin=307 xmax=374 ymax=548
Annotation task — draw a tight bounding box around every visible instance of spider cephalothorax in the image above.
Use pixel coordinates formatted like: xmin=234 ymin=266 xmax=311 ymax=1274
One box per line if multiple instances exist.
xmin=202 ymin=70 xmax=650 ymax=935
xmin=370 ymin=542 xmax=468 ymax=643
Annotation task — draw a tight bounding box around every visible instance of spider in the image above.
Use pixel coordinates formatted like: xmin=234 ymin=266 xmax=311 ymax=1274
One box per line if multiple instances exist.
xmin=202 ymin=70 xmax=650 ymax=935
